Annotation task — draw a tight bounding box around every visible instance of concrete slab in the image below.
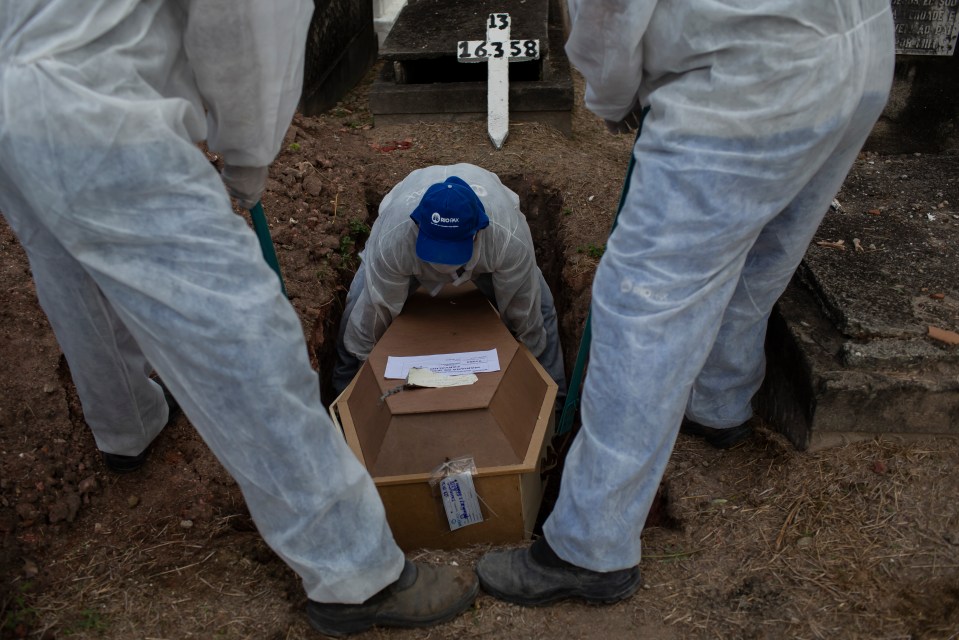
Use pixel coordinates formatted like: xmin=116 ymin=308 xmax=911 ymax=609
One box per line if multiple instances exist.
xmin=369 ymin=0 xmax=573 ymax=136
xmin=758 ymin=153 xmax=959 ymax=450
xmin=379 ymin=0 xmax=550 ymax=60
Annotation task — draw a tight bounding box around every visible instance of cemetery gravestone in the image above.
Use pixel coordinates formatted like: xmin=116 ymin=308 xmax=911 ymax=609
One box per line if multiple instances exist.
xmin=891 ymin=0 xmax=959 ymax=55
xmin=457 ymin=13 xmax=541 ymax=148
xmin=369 ymin=0 xmax=573 ymax=139
xmin=866 ymin=0 xmax=959 ymax=153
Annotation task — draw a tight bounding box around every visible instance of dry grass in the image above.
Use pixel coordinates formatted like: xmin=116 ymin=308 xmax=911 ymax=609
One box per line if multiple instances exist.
xmin=643 ymin=427 xmax=959 ymax=640
xmin=14 ymin=429 xmax=959 ymax=640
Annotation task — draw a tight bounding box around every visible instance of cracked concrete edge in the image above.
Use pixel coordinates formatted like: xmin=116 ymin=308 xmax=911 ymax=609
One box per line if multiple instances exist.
xmin=759 ymin=281 xmax=959 ymax=450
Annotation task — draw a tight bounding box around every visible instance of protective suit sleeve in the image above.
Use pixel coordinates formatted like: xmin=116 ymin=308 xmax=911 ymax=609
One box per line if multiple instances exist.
xmin=220 ymin=164 xmax=269 ymax=209
xmin=181 ymin=0 xmax=314 ymax=167
xmin=490 ymin=231 xmax=548 ymax=360
xmin=342 ymin=246 xmax=414 ymax=362
xmin=565 ymin=0 xmax=657 ymax=122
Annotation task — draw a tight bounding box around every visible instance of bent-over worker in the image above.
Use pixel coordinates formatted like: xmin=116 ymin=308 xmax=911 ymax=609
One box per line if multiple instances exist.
xmin=332 ymin=163 xmax=567 ymax=401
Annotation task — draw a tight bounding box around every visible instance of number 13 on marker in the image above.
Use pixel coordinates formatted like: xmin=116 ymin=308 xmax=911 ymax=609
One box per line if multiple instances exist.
xmin=457 ymin=39 xmax=540 ymax=61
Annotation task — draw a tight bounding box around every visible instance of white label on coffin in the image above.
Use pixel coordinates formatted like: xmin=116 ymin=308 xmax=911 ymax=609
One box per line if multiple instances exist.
xmin=440 ymin=472 xmax=484 ymax=530
xmin=384 ymin=349 xmax=500 ymax=379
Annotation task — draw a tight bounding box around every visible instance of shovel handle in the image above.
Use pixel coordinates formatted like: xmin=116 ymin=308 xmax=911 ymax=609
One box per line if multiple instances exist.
xmin=249 ymin=201 xmax=287 ymax=296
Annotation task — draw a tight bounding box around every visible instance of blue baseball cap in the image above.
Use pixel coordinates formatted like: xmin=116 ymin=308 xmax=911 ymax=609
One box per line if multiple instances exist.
xmin=409 ymin=176 xmax=490 ymax=265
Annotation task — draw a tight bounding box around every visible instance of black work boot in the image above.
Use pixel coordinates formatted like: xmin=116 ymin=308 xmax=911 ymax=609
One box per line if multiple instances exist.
xmin=102 ymin=382 xmax=181 ymax=473
xmin=476 ymin=537 xmax=641 ymax=606
xmin=306 ymin=560 xmax=478 ymax=637
xmin=679 ymin=418 xmax=752 ymax=449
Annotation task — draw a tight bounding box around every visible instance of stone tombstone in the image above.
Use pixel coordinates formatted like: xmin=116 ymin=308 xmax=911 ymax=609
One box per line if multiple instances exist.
xmin=300 ymin=0 xmax=378 ymax=115
xmin=368 ymin=0 xmax=574 ymax=137
xmin=866 ymin=0 xmax=959 ymax=154
xmin=892 ymin=0 xmax=959 ymax=55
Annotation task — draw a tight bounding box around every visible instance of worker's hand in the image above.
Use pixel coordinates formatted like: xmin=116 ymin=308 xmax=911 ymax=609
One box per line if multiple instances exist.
xmin=221 ymin=164 xmax=269 ymax=210
xmin=604 ymin=102 xmax=647 ymax=135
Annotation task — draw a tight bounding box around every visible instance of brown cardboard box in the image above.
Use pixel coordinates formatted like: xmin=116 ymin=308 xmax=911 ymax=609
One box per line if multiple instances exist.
xmin=330 ymin=284 xmax=557 ymax=550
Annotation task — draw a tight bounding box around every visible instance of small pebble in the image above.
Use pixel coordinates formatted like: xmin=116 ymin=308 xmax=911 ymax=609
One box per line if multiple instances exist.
xmin=78 ymin=476 xmax=98 ymax=495
xmin=23 ymin=559 xmax=39 ymax=578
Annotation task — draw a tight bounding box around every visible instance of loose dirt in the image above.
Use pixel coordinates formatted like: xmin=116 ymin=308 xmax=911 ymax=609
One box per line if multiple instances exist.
xmin=2 ymin=67 xmax=958 ymax=640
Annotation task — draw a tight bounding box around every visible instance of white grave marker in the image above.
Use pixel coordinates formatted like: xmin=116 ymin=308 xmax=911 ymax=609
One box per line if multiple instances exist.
xmin=457 ymin=13 xmax=540 ymax=149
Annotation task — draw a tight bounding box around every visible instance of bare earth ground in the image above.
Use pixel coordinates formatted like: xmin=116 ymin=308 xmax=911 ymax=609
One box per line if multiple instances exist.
xmin=2 ymin=67 xmax=958 ymax=639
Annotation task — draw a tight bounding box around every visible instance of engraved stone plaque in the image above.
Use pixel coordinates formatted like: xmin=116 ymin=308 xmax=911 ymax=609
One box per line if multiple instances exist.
xmin=892 ymin=0 xmax=959 ymax=55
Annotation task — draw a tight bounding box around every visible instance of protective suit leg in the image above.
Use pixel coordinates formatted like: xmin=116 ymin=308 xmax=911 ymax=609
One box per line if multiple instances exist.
xmin=1 ymin=184 xmax=168 ymax=456
xmin=543 ymin=52 xmax=893 ymax=572
xmin=474 ymin=272 xmax=568 ymax=399
xmin=332 ymin=267 xmax=367 ymax=397
xmin=685 ymin=128 xmax=882 ymax=428
xmin=0 ymin=141 xmax=405 ymax=606
xmin=532 ymin=271 xmax=568 ymax=403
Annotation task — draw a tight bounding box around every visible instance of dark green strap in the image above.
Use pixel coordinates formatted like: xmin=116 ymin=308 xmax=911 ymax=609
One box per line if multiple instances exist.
xmin=556 ymin=113 xmax=646 ymax=436
xmin=556 ymin=310 xmax=592 ymax=435
xmin=249 ymin=200 xmax=287 ymax=297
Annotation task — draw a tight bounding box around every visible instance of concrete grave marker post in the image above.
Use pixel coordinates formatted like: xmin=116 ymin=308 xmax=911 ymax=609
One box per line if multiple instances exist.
xmin=457 ymin=13 xmax=540 ymax=149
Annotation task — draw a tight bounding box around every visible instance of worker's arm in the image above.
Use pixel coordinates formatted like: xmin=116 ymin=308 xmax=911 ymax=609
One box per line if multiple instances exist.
xmin=489 ymin=225 xmax=548 ymax=360
xmin=181 ymin=0 xmax=313 ymax=167
xmin=342 ymin=236 xmax=415 ymax=362
xmin=565 ymin=0 xmax=657 ymax=123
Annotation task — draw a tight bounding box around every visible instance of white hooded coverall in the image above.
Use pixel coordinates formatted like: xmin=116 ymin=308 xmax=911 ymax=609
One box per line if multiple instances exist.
xmin=0 ymin=0 xmax=405 ymax=603
xmin=332 ymin=163 xmax=567 ymax=400
xmin=543 ymin=0 xmax=895 ymax=571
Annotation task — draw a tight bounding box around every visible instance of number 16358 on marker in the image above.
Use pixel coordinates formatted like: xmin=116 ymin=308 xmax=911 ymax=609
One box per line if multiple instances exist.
xmin=457 ymin=39 xmax=540 ymax=62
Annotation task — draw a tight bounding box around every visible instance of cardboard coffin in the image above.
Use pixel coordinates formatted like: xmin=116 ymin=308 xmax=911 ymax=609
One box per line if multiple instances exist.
xmin=331 ymin=284 xmax=557 ymax=550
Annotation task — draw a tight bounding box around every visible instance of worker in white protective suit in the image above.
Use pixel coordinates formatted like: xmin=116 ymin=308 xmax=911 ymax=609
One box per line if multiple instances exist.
xmin=331 ymin=163 xmax=568 ymax=402
xmin=477 ymin=0 xmax=895 ymax=604
xmin=0 ymin=2 xmax=478 ymax=635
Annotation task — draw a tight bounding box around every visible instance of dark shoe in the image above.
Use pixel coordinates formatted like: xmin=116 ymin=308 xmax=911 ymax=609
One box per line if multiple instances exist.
xmin=101 ymin=449 xmax=150 ymax=474
xmin=680 ymin=418 xmax=752 ymax=449
xmin=102 ymin=383 xmax=180 ymax=474
xmin=306 ymin=560 xmax=478 ymax=637
xmin=476 ymin=537 xmax=640 ymax=606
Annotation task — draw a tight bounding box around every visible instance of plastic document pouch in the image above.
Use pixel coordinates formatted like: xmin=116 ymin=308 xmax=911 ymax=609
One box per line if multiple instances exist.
xmin=429 ymin=457 xmax=484 ymax=531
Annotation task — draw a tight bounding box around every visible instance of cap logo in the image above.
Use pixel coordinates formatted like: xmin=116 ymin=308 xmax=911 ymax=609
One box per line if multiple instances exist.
xmin=430 ymin=211 xmax=460 ymax=225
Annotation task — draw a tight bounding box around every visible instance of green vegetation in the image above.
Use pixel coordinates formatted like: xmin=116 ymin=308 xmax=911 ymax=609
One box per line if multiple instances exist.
xmin=339 ymin=234 xmax=355 ymax=257
xmin=64 ymin=609 xmax=108 ymax=634
xmin=1 ymin=581 xmax=38 ymax=635
xmin=348 ymin=219 xmax=370 ymax=238
xmin=336 ymin=218 xmax=372 ymax=269
xmin=578 ymin=243 xmax=606 ymax=259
